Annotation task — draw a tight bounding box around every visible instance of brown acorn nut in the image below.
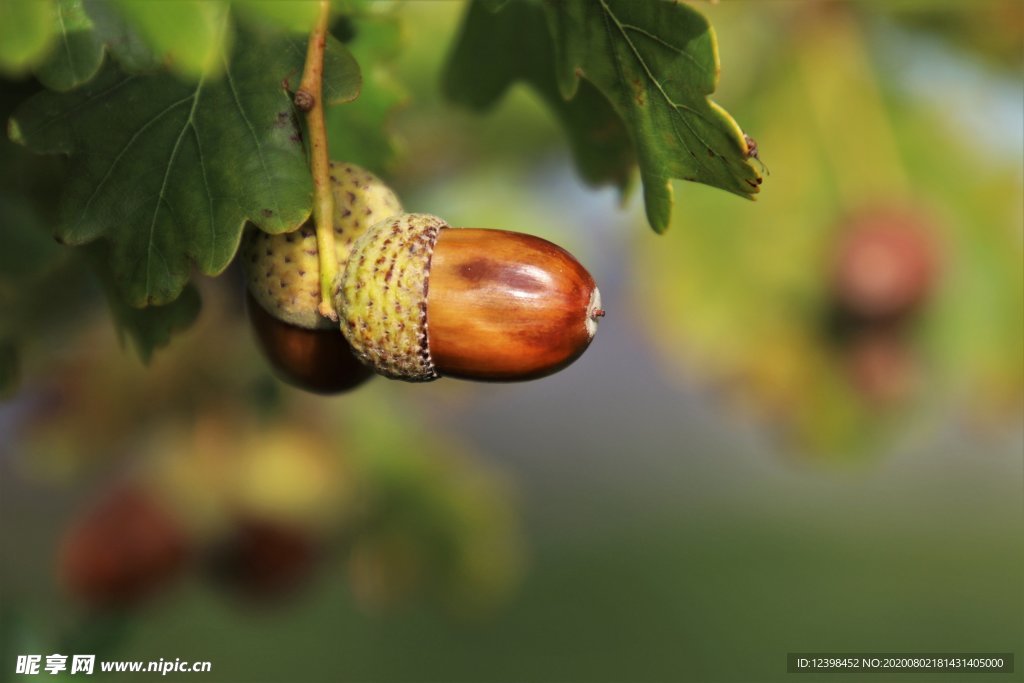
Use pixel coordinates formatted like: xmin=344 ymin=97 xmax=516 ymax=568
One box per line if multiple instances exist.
xmin=246 ymin=292 xmax=371 ymax=394
xmin=832 ymin=207 xmax=938 ymax=322
xmin=336 ymin=214 xmax=603 ymax=382
xmin=58 ymin=485 xmax=189 ymax=608
xmin=240 ymin=162 xmax=402 ymax=393
xmin=205 ymin=517 xmax=317 ymax=602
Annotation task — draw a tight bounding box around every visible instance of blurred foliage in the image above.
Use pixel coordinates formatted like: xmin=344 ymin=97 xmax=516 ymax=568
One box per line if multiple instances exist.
xmin=5 ymin=276 xmax=524 ymax=628
xmin=0 ymin=0 xmax=55 ymax=76
xmin=324 ymin=6 xmax=409 ymax=174
xmin=876 ymin=0 xmax=1024 ymax=71
xmin=106 ymin=0 xmax=228 ymax=80
xmin=631 ymin=3 xmax=1022 ymax=458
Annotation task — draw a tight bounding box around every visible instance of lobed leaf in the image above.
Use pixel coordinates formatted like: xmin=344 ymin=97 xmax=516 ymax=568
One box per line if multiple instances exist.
xmin=543 ymin=0 xmax=762 ymax=231
xmin=9 ymin=18 xmax=360 ymax=307
xmin=86 ymin=245 xmax=202 ymax=363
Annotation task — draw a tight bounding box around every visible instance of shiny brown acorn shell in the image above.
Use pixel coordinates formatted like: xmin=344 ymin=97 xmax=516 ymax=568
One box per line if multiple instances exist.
xmin=247 ymin=293 xmax=372 ymax=394
xmin=427 ymin=228 xmax=602 ymax=381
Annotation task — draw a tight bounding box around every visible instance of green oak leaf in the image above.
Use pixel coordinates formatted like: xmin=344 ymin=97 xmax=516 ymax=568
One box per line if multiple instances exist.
xmin=0 ymin=0 xmax=56 ymax=75
xmin=543 ymin=0 xmax=762 ymax=232
xmin=444 ymin=0 xmax=634 ymax=192
xmin=325 ymin=12 xmax=409 ymax=173
xmin=35 ymin=0 xmax=105 ymax=91
xmin=8 ymin=18 xmax=360 ymax=307
xmin=86 ymin=245 xmax=201 ymax=362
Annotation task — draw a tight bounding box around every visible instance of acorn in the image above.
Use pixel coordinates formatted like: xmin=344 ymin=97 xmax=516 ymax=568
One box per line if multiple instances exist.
xmin=843 ymin=327 xmax=918 ymax=406
xmin=205 ymin=517 xmax=317 ymax=602
xmin=57 ymin=484 xmax=189 ymax=608
xmin=832 ymin=207 xmax=938 ymax=323
xmin=240 ymin=162 xmax=402 ymax=392
xmin=246 ymin=291 xmax=371 ymax=394
xmin=335 ymin=213 xmax=603 ymax=382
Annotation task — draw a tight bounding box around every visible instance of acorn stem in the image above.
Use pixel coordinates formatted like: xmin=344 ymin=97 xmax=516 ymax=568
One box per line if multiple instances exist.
xmin=296 ymin=0 xmax=338 ymax=322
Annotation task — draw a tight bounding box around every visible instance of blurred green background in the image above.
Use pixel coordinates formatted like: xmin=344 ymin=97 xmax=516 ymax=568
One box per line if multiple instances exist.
xmin=1 ymin=1 xmax=1022 ymax=681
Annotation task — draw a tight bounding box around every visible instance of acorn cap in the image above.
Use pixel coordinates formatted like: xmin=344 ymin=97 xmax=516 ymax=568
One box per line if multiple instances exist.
xmin=335 ymin=213 xmax=445 ymax=381
xmin=241 ymin=162 xmax=402 ymax=329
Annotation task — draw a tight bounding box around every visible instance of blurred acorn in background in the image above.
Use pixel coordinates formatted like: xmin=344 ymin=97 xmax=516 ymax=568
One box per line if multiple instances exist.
xmin=205 ymin=517 xmax=318 ymax=601
xmin=58 ymin=484 xmax=190 ymax=608
xmin=831 ymin=206 xmax=939 ymax=324
xmin=826 ymin=205 xmax=940 ymax=407
xmin=842 ymin=327 xmax=920 ymax=407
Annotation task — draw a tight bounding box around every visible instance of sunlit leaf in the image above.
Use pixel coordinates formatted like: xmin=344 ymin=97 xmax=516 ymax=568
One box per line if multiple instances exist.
xmin=110 ymin=0 xmax=230 ymax=80
xmin=234 ymin=0 xmax=322 ymax=34
xmin=0 ymin=0 xmax=56 ymax=75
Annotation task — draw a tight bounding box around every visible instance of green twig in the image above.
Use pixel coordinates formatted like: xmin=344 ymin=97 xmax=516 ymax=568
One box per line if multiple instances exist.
xmin=295 ymin=0 xmax=338 ymax=322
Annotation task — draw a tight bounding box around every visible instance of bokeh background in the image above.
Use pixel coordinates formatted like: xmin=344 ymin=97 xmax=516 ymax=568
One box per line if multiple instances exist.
xmin=1 ymin=1 xmax=1022 ymax=681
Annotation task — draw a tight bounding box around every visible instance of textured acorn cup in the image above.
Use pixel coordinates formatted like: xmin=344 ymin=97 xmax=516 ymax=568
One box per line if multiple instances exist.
xmin=246 ymin=292 xmax=372 ymax=394
xmin=241 ymin=162 xmax=401 ymax=393
xmin=241 ymin=162 xmax=403 ymax=330
xmin=336 ymin=213 xmax=603 ymax=382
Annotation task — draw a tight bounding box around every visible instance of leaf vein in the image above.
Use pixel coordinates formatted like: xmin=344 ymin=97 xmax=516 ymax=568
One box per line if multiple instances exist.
xmin=220 ymin=53 xmax=284 ymax=223
xmin=69 ymin=94 xmax=193 ymax=240
xmin=55 ymin=3 xmax=78 ymax=82
xmin=619 ymin=23 xmax=701 ymax=71
xmin=597 ymin=0 xmax=719 ymax=174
